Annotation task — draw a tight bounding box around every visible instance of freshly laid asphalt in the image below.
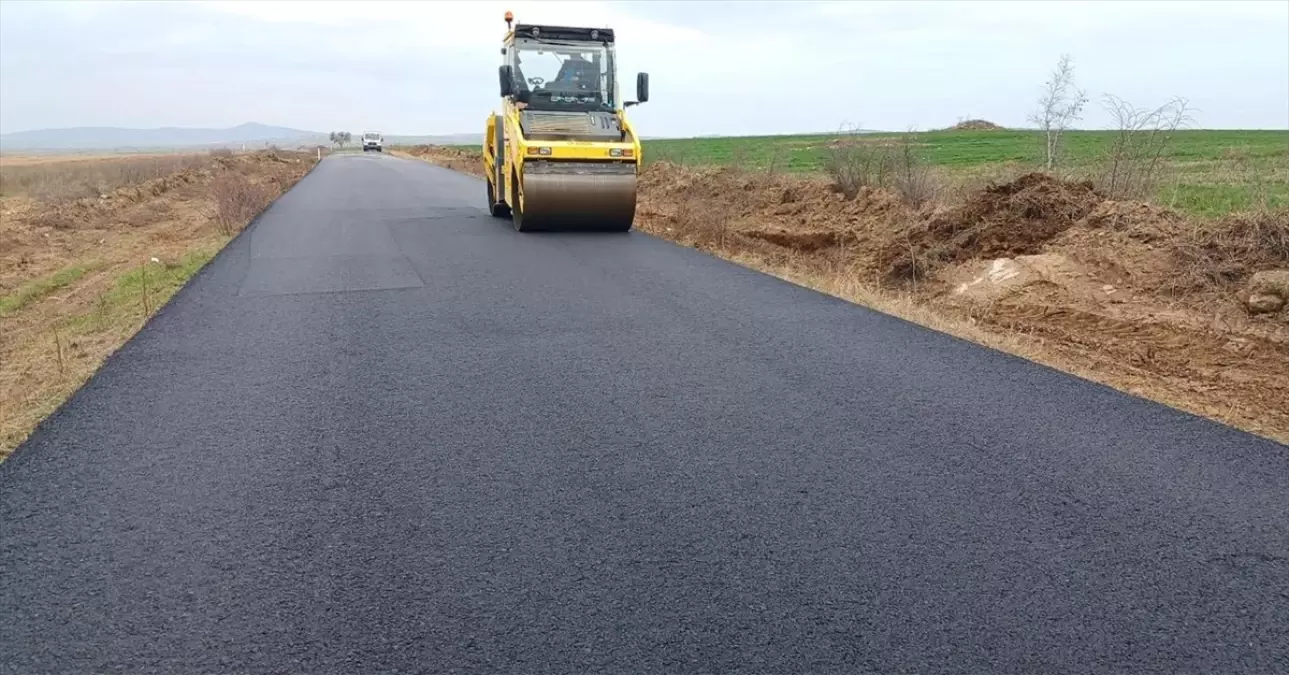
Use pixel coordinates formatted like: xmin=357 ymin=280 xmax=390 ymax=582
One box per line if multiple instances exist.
xmin=2 ymin=152 xmax=1286 ymax=675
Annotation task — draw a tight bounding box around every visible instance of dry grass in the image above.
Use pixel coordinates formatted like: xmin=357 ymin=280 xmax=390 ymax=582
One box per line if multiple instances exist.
xmin=0 ymin=150 xmax=318 ymax=458
xmin=0 ymin=153 xmax=215 ymax=203
xmin=1171 ymin=208 xmax=1289 ymax=293
xmin=394 ymin=145 xmax=485 ymax=177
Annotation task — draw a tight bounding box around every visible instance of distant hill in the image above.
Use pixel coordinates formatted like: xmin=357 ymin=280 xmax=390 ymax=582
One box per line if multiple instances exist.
xmin=0 ymin=123 xmax=325 ymax=152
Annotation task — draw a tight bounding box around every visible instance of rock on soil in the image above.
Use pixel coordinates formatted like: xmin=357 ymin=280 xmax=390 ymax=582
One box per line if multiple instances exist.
xmin=1245 ymin=269 xmax=1289 ymax=314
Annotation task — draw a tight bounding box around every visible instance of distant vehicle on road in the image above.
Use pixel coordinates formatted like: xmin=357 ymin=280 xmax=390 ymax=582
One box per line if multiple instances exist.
xmin=362 ymin=132 xmax=383 ymax=152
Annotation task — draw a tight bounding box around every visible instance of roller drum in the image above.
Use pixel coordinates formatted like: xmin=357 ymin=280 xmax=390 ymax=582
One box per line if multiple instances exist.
xmin=516 ymin=161 xmax=637 ymax=232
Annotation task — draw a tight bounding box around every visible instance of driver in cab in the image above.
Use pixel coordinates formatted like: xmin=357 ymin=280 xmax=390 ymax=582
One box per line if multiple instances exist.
xmin=511 ymin=52 xmax=595 ymax=108
xmin=554 ymin=53 xmax=596 ymax=91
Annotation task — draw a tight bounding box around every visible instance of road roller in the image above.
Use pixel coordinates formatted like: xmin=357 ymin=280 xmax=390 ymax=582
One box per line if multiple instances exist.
xmin=483 ymin=12 xmax=650 ymax=232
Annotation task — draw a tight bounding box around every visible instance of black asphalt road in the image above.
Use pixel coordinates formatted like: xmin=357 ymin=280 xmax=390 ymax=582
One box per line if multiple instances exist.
xmin=2 ymin=153 xmax=1287 ymax=675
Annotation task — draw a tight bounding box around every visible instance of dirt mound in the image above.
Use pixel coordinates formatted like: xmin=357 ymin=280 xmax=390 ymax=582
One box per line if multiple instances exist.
xmin=637 ymin=162 xmax=916 ymax=260
xmin=949 ymin=119 xmax=1005 ymax=131
xmin=402 ymin=145 xmax=484 ymax=177
xmin=877 ymin=172 xmax=1101 ymax=281
xmin=743 ymin=227 xmax=847 ymax=252
xmin=1083 ymin=200 xmax=1183 ymax=238
xmin=410 ymin=145 xmax=480 ymax=162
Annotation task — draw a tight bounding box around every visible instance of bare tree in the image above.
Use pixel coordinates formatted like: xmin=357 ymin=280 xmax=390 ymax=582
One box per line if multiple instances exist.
xmin=1098 ymin=94 xmax=1193 ymax=200
xmin=1028 ymin=54 xmax=1088 ymax=171
xmin=341 ymin=131 xmax=352 ymax=147
xmin=329 ymin=132 xmax=341 ymax=148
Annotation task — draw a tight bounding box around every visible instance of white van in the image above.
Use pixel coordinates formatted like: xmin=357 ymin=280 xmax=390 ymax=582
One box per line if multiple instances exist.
xmin=362 ymin=132 xmax=383 ymax=152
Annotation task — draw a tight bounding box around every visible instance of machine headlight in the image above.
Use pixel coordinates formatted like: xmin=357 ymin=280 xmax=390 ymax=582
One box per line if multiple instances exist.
xmin=527 ymin=147 xmax=552 ymax=156
xmin=609 ymin=148 xmax=634 ymax=158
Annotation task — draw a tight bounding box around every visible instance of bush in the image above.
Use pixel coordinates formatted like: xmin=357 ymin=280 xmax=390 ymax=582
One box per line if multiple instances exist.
xmin=824 ymin=125 xmax=936 ymax=206
xmin=211 ymin=173 xmax=272 ymax=236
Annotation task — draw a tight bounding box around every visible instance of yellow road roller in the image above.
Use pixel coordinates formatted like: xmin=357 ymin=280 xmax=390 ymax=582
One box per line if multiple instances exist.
xmin=483 ymin=12 xmax=650 ymax=232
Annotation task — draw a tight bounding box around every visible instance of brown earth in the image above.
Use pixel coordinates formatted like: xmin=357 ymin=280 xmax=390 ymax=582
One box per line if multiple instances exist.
xmin=397 ymin=145 xmax=486 ymax=177
xmin=1 ymin=150 xmax=319 ymax=456
xmin=400 ymin=145 xmax=1289 ymax=444
xmin=949 ymin=119 xmax=1006 ymax=131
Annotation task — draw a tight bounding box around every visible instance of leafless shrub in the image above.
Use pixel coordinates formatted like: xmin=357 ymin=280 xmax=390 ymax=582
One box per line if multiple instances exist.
xmin=824 ymin=124 xmax=937 ymax=205
xmin=824 ymin=123 xmax=884 ymax=200
xmin=1096 ymin=95 xmax=1194 ymax=200
xmin=891 ymin=131 xmax=937 ymax=207
xmin=211 ymin=173 xmax=271 ymax=236
xmin=765 ymin=146 xmax=785 ymax=177
xmin=209 ymin=148 xmax=234 ymax=158
xmin=729 ymin=145 xmax=751 ymax=171
xmin=1027 ymin=54 xmax=1088 ymax=170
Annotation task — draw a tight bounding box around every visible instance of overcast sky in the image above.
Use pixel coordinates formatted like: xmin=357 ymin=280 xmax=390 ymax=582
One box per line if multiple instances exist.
xmin=1 ymin=0 xmax=1286 ymax=136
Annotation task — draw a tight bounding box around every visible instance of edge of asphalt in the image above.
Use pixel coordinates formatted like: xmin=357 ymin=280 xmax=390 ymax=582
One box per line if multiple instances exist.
xmin=5 ymin=151 xmax=1283 ymax=474
xmin=0 ymin=154 xmax=329 ymax=471
xmin=399 ymin=151 xmax=1289 ymax=450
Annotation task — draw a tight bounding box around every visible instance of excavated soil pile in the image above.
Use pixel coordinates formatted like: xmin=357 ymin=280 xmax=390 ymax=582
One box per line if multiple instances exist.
xmin=402 ymin=145 xmax=485 ymax=177
xmin=874 ymin=173 xmax=1102 ymax=281
xmin=637 ymin=162 xmax=911 ymax=260
xmin=949 ymin=119 xmax=1005 ymax=131
xmin=639 ymin=166 xmax=1114 ymax=286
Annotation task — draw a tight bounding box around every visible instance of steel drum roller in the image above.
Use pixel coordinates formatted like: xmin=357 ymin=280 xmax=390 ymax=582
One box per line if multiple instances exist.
xmin=515 ymin=161 xmax=637 ymax=232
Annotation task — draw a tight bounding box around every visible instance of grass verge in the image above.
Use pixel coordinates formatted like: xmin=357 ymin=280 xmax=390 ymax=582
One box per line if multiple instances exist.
xmin=1 ymin=266 xmax=93 ymax=317
xmin=0 ymin=150 xmax=318 ymax=459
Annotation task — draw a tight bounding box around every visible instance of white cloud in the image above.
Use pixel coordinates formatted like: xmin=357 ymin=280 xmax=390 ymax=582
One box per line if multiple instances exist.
xmin=1 ymin=0 xmax=1286 ymax=136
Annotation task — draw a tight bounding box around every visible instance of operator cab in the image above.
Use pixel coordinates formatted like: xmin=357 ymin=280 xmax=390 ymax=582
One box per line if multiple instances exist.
xmin=498 ymin=22 xmax=649 ymax=115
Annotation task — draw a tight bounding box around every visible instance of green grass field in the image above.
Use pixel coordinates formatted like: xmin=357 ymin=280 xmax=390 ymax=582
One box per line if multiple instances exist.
xmin=640 ymin=129 xmax=1289 ymax=218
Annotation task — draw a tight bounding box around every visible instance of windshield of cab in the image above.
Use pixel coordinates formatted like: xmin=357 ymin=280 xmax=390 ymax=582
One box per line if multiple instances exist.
xmin=364 ymin=133 xmax=380 ymax=140
xmin=510 ymin=37 xmax=615 ymax=111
